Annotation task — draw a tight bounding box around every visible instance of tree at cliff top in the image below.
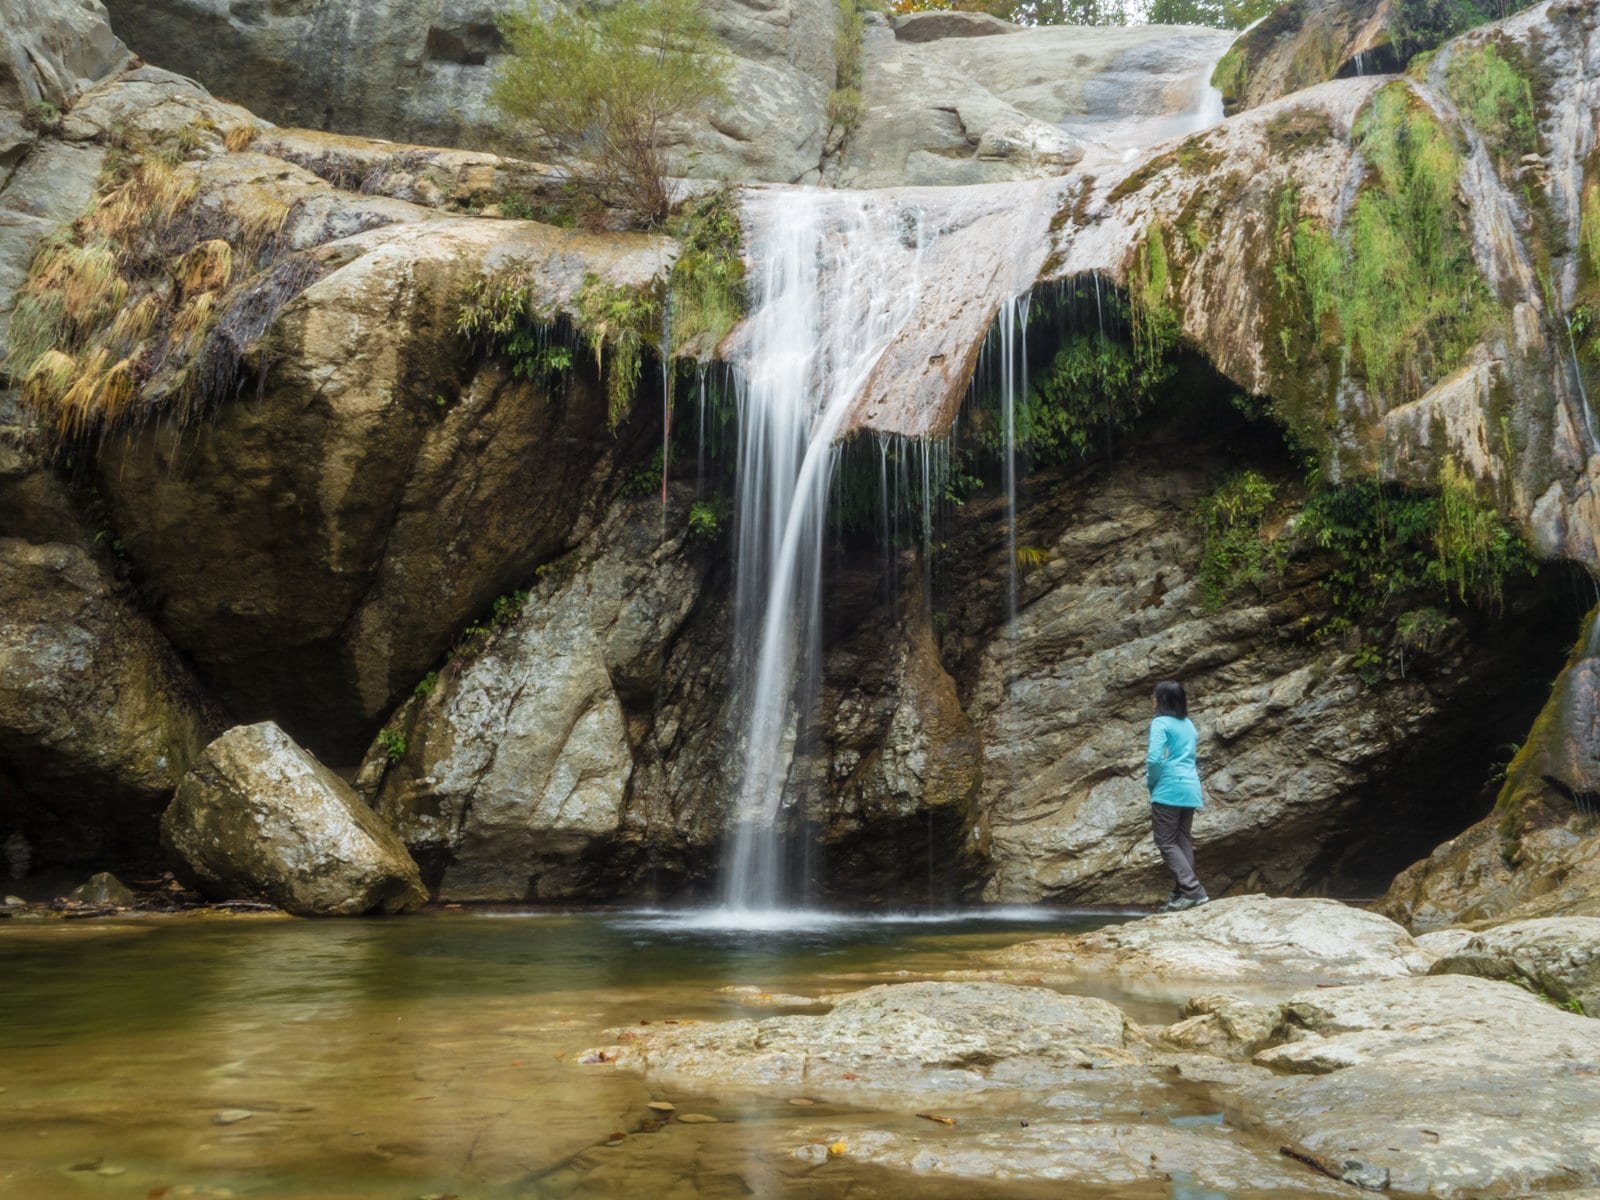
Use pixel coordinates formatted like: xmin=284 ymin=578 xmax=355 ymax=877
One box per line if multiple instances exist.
xmin=491 ymin=0 xmax=728 ymax=226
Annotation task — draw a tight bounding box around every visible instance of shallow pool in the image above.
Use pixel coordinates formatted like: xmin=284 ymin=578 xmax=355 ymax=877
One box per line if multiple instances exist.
xmin=0 ymin=907 xmax=1278 ymax=1199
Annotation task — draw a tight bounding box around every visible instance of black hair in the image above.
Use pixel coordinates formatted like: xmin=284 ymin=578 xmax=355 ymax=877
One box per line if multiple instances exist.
xmin=1153 ymin=680 xmax=1188 ymax=718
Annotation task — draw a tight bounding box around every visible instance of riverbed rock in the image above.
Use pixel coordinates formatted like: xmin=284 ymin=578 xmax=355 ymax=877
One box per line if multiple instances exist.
xmin=65 ymin=871 xmax=136 ymax=905
xmin=161 ymin=722 xmax=427 ymax=915
xmin=368 ymin=491 xmax=711 ymax=901
xmin=1204 ymin=975 xmax=1600 ymax=1196
xmin=1428 ymin=916 xmax=1600 ymax=1015
xmin=985 ymin=897 xmax=1430 ymax=984
xmin=100 ymin=0 xmax=837 ymax=185
xmin=0 ymin=539 xmax=216 ymax=874
xmin=588 ymin=981 xmax=1139 ymax=1103
xmin=1214 ymin=0 xmax=1397 ymax=116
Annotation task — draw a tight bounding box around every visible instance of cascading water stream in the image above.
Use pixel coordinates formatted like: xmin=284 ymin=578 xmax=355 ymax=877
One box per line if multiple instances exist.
xmin=720 ymin=189 xmax=929 ymax=913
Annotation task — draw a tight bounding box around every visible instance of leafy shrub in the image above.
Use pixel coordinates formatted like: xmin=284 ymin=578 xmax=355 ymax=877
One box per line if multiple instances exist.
xmin=490 ymin=0 xmax=729 ymax=226
xmin=377 ymin=727 xmax=408 ymax=763
xmin=1197 ymin=470 xmax=1285 ymax=609
xmin=1445 ymin=43 xmax=1537 ymax=168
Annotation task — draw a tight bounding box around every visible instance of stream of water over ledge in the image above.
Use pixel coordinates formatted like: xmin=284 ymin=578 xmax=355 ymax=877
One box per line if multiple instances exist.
xmin=0 ymin=908 xmax=1309 ymax=1200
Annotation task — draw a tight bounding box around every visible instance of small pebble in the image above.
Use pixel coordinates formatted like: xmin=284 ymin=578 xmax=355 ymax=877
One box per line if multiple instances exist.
xmin=212 ymin=1108 xmax=253 ymax=1126
xmin=792 ymin=1143 xmax=829 ymax=1165
xmin=646 ymin=1101 xmax=676 ymax=1112
xmin=677 ymin=1113 xmax=718 ymax=1124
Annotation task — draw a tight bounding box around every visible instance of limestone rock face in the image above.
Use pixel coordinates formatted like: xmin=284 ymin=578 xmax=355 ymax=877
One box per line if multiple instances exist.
xmin=1214 ymin=0 xmax=1395 ymax=115
xmin=590 ymin=981 xmax=1138 ymax=1102
xmin=1429 ymin=916 xmax=1600 ymax=1015
xmin=78 ymin=103 xmax=669 ymax=762
xmin=0 ymin=539 xmax=216 ymax=872
xmin=1201 ymin=975 xmax=1600 ymax=1196
xmin=162 ymin=722 xmax=427 ymax=916
xmin=100 ymin=0 xmax=837 ymax=184
xmin=369 ymin=493 xmax=711 ymax=901
xmin=986 ymin=897 xmax=1431 ymax=984
xmin=831 ymin=19 xmax=1233 ymax=187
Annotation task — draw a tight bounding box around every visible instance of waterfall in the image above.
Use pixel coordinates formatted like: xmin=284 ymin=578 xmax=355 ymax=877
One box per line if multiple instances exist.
xmin=720 ymin=189 xmax=929 ymax=912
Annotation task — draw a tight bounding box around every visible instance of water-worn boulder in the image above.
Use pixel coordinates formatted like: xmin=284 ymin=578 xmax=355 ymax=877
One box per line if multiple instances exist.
xmin=1212 ymin=0 xmax=1396 ymax=115
xmin=983 ymin=897 xmax=1431 ymax=984
xmin=1191 ymin=975 xmax=1600 ymax=1196
xmin=586 ymin=981 xmax=1139 ymax=1102
xmin=1429 ymin=916 xmax=1600 ymax=1015
xmin=161 ymin=722 xmax=427 ymax=915
xmin=368 ymin=492 xmax=711 ymax=901
xmin=66 ymin=871 xmax=136 ymax=905
xmin=100 ymin=0 xmax=838 ymax=185
xmin=0 ymin=539 xmax=216 ymax=873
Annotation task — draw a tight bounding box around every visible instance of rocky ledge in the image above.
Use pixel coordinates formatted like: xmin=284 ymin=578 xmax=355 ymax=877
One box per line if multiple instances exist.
xmin=579 ymin=897 xmax=1600 ymax=1198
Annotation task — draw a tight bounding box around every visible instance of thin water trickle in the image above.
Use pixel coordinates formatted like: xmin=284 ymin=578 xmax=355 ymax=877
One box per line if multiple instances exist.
xmin=721 ymin=190 xmax=930 ymax=912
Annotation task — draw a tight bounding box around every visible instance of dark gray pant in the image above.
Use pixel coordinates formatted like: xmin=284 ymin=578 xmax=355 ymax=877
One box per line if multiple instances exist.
xmin=1151 ymin=803 xmax=1203 ymax=898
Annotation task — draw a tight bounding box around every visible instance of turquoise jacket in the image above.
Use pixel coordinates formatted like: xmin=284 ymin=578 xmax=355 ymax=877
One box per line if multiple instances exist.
xmin=1146 ymin=715 xmax=1203 ymax=808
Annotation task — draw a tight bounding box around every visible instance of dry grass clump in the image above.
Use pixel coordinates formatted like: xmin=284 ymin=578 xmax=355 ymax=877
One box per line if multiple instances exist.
xmin=8 ymin=123 xmax=319 ymax=446
xmin=223 ymin=124 xmax=259 ymax=153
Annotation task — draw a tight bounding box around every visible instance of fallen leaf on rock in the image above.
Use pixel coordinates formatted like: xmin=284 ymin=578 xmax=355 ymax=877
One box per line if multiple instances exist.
xmin=647 ymin=1101 xmax=676 ymax=1112
xmin=788 ymin=1098 xmax=815 ymax=1106
xmin=678 ymin=1113 xmax=719 ymax=1124
xmin=607 ymin=1132 xmax=626 ymax=1143
xmin=829 ymin=1140 xmax=847 ymax=1156
xmin=840 ymin=1072 xmax=857 ymax=1081
xmin=916 ymin=1113 xmax=957 ymax=1126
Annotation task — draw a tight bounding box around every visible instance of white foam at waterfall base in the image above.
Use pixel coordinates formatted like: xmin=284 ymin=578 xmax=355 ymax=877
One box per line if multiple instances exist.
xmin=720 ymin=188 xmax=930 ymax=912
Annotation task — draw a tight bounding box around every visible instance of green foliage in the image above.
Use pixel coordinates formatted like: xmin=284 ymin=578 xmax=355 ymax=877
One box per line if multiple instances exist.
xmin=22 ymin=100 xmax=62 ymax=133
xmin=1445 ymin=43 xmax=1537 ymax=167
xmin=1211 ymin=46 xmax=1248 ymax=104
xmin=413 ymin=671 xmax=439 ymax=699
xmin=455 ymin=270 xmax=576 ymax=383
xmin=577 ymin=276 xmax=662 ymax=430
xmin=667 ymin=188 xmax=746 ymax=358
xmin=498 ymin=190 xmax=581 ymax=227
xmin=490 ymin=0 xmax=729 ymax=225
xmin=1299 ymin=460 xmax=1532 ymax=621
xmin=1280 ymin=85 xmax=1491 ymax=408
xmin=1393 ymin=0 xmax=1537 ymax=53
xmin=687 ymin=499 xmax=724 ymax=541
xmin=1395 ymin=606 xmax=1451 ymax=651
xmin=1581 ymin=183 xmax=1600 ymax=281
xmin=1146 ymin=0 xmax=1279 ymax=29
xmin=377 ymin=727 xmax=408 ymax=763
xmin=979 ymin=332 xmax=1173 ymax=468
xmin=829 ymin=0 xmax=867 ymax=140
xmin=1197 ymin=470 xmax=1286 ymax=609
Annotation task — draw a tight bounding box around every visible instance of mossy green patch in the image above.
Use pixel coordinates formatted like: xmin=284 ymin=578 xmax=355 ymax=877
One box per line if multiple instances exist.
xmin=1445 ymin=41 xmax=1537 ymax=171
xmin=666 ymin=187 xmax=745 ymax=360
xmin=576 ymin=276 xmax=662 ymax=431
xmin=1275 ymin=84 xmax=1492 ymax=417
xmin=1197 ymin=469 xmax=1287 ymax=610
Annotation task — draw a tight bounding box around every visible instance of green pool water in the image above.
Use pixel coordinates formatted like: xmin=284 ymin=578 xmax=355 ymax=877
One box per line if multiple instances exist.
xmin=0 ymin=907 xmax=1261 ymax=1200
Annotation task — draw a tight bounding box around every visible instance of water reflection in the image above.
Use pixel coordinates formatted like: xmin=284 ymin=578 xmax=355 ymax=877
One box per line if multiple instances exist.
xmin=0 ymin=909 xmax=1276 ymax=1199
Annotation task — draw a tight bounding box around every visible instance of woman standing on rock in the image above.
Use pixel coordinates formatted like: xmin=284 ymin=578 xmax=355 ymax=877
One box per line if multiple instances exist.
xmin=1146 ymin=680 xmax=1208 ymax=912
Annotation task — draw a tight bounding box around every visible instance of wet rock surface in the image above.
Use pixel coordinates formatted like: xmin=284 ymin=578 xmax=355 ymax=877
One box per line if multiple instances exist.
xmin=369 ymin=492 xmax=712 ymax=901
xmin=981 ymin=896 xmax=1431 ymax=984
xmin=0 ymin=539 xmax=216 ymax=874
xmin=161 ymin=722 xmax=427 ymax=916
xmin=1429 ymin=916 xmax=1600 ymax=1015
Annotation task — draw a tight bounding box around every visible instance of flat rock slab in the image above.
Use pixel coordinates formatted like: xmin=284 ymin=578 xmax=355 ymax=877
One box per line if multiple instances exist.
xmin=583 ymin=981 xmax=1139 ymax=1103
xmin=1194 ymin=975 xmax=1600 ymax=1197
xmin=984 ymin=896 xmax=1430 ymax=985
xmin=792 ymin=1120 xmax=1344 ymax=1195
xmin=1429 ymin=915 xmax=1600 ymax=1016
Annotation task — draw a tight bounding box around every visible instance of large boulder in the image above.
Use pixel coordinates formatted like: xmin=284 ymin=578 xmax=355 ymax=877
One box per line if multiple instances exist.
xmin=1187 ymin=975 xmax=1600 ymax=1196
xmin=1429 ymin=916 xmax=1600 ymax=1015
xmin=368 ymin=492 xmax=711 ymax=901
xmin=162 ymin=722 xmax=426 ymax=915
xmin=1212 ymin=0 xmax=1396 ymax=116
xmin=100 ymin=0 xmax=837 ymax=184
xmin=983 ymin=897 xmax=1431 ymax=984
xmin=0 ymin=538 xmax=216 ymax=873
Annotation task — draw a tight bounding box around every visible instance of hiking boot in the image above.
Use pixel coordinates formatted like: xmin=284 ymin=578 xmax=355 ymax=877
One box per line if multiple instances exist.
xmin=1162 ymin=892 xmax=1210 ymax=913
